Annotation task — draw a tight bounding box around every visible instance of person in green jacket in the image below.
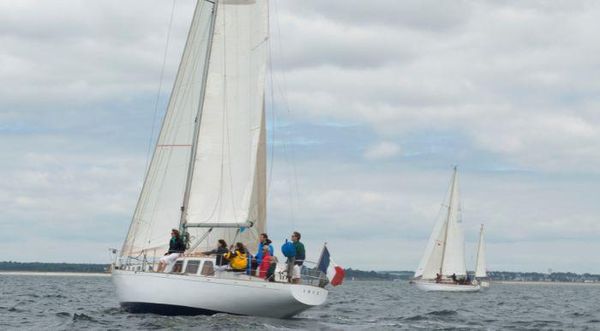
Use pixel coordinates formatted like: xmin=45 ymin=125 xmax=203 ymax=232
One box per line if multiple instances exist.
xmin=291 ymin=231 xmax=305 ymax=284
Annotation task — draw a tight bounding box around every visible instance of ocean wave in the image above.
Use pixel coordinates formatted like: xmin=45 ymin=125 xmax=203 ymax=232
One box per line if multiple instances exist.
xmin=72 ymin=313 xmax=97 ymax=322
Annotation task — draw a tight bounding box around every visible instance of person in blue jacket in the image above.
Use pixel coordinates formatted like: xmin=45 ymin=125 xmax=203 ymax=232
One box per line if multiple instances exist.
xmin=253 ymin=233 xmax=274 ymax=274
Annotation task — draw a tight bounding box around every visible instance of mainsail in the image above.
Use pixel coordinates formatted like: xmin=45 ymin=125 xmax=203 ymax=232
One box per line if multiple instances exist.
xmin=415 ymin=168 xmax=467 ymax=279
xmin=475 ymin=224 xmax=487 ymax=278
xmin=121 ymin=0 xmax=268 ymax=257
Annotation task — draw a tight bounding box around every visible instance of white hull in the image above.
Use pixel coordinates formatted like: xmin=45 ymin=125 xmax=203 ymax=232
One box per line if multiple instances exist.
xmin=112 ymin=269 xmax=328 ymax=318
xmin=413 ymin=280 xmax=481 ymax=292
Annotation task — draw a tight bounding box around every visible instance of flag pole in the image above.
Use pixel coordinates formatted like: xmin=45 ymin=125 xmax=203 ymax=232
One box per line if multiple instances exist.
xmin=316 ymin=242 xmax=327 ymax=272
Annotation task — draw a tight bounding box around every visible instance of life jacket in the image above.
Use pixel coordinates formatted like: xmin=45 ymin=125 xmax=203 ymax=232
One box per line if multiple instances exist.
xmin=259 ymin=253 xmax=271 ymax=278
xmin=224 ymin=250 xmax=248 ymax=270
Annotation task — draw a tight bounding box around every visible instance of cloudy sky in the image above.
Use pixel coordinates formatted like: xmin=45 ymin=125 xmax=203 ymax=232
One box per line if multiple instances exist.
xmin=1 ymin=0 xmax=600 ymax=273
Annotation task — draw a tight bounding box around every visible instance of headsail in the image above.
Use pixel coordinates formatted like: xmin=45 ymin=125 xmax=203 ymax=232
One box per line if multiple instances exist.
xmin=415 ymin=213 xmax=448 ymax=279
xmin=475 ymin=224 xmax=487 ymax=278
xmin=121 ymin=1 xmax=215 ymax=257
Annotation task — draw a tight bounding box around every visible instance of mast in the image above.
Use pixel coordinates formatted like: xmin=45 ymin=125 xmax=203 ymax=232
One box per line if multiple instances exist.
xmin=178 ymin=0 xmax=219 ymax=233
xmin=439 ymin=166 xmax=457 ymax=276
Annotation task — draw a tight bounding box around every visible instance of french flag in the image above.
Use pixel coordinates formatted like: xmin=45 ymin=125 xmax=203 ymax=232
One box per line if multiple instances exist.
xmin=318 ymin=246 xmax=345 ymax=286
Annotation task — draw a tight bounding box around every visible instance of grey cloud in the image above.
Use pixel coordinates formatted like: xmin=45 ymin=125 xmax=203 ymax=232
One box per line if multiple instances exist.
xmin=272 ymin=1 xmax=600 ymax=173
xmin=0 ymin=0 xmax=195 ymax=107
xmin=279 ymin=0 xmax=470 ymax=32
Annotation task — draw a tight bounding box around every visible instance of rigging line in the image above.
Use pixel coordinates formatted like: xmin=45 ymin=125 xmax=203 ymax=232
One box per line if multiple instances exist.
xmin=144 ymin=0 xmax=177 ymax=172
xmin=280 ymin=132 xmax=296 ymax=225
xmin=272 ymin=0 xmax=292 ymax=115
xmin=270 ymin=0 xmax=298 ymax=227
xmin=274 ymin=78 xmax=300 ymax=226
xmin=273 ymin=0 xmax=302 ymax=227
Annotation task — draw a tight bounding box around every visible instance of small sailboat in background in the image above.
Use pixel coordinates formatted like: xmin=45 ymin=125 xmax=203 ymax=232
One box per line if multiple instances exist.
xmin=474 ymin=224 xmax=489 ymax=288
xmin=413 ymin=167 xmax=481 ymax=292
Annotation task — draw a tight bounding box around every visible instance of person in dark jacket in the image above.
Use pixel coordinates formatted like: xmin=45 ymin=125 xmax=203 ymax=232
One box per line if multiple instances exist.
xmin=202 ymin=239 xmax=229 ymax=269
xmin=157 ymin=229 xmax=186 ymax=272
xmin=451 ymin=273 xmax=457 ymax=283
xmin=291 ymin=231 xmax=305 ymax=284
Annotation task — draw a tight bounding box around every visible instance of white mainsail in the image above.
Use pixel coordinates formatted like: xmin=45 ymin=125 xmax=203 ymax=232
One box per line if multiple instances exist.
xmin=121 ymin=0 xmax=268 ymax=257
xmin=475 ymin=224 xmax=487 ymax=278
xmin=441 ymin=170 xmax=466 ymax=276
xmin=415 ymin=168 xmax=467 ymax=279
xmin=184 ymin=0 xmax=269 ymax=252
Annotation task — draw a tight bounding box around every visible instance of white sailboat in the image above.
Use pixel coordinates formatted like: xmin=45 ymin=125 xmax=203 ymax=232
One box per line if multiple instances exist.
xmin=112 ymin=0 xmax=328 ymax=318
xmin=413 ymin=167 xmax=481 ymax=292
xmin=474 ymin=224 xmax=490 ymax=288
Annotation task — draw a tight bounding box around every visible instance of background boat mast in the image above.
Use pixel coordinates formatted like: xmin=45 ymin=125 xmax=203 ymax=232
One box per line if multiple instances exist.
xmin=439 ymin=166 xmax=457 ymax=276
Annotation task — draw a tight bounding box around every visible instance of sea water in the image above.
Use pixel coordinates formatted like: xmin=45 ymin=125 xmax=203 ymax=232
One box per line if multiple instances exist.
xmin=1 ymin=274 xmax=599 ymax=330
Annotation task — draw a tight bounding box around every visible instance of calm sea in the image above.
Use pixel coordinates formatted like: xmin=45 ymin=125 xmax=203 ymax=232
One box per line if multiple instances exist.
xmin=1 ymin=274 xmax=599 ymax=330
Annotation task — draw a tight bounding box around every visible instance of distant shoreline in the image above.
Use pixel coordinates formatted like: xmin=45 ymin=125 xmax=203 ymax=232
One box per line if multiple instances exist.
xmin=0 ymin=271 xmax=110 ymax=277
xmin=496 ymin=280 xmax=600 ymax=286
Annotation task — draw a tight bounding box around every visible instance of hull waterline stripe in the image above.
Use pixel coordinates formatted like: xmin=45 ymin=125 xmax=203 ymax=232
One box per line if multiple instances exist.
xmin=121 ymin=302 xmax=228 ymax=316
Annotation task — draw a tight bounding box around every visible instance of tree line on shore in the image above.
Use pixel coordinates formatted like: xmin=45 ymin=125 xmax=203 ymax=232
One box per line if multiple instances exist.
xmin=0 ymin=261 xmax=108 ymax=273
xmin=2 ymin=262 xmax=599 ymax=283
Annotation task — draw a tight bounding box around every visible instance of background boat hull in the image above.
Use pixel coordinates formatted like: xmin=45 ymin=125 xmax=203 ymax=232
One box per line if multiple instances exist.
xmin=413 ymin=280 xmax=481 ymax=292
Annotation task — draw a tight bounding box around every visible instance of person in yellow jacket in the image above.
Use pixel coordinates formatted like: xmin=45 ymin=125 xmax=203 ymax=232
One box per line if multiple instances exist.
xmin=224 ymin=242 xmax=248 ymax=271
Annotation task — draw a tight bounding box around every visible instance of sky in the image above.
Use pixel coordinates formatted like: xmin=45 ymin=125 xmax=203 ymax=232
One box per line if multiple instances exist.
xmin=1 ymin=0 xmax=600 ymax=273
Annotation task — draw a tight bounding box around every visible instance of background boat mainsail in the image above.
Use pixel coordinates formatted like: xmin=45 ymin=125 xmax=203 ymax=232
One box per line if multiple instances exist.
xmin=121 ymin=0 xmax=269 ymax=259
